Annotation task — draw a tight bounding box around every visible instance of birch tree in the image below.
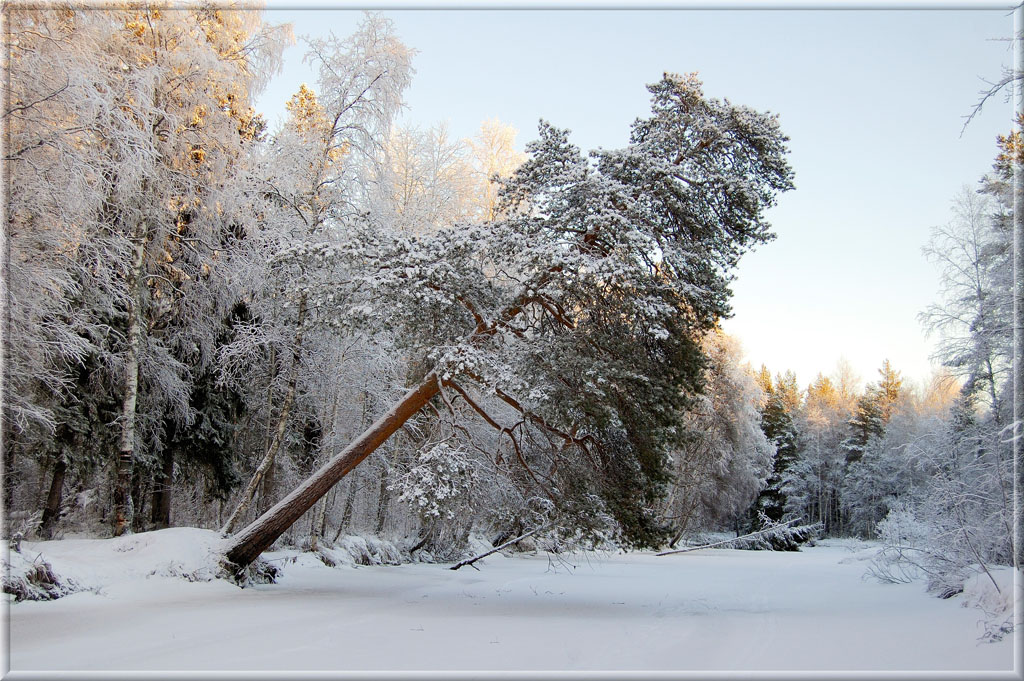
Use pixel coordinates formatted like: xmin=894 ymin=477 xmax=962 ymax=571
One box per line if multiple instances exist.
xmin=4 ymin=5 xmax=288 ymax=535
xmin=921 ymin=186 xmax=1012 ymax=415
xmin=220 ymin=14 xmax=413 ymax=534
xmin=467 ymin=118 xmax=527 ymax=222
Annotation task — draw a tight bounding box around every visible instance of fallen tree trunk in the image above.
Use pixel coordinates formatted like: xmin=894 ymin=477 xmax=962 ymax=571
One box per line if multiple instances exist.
xmin=657 ymin=519 xmax=820 ymax=556
xmin=449 ymin=524 xmax=547 ymax=571
xmin=223 ymin=373 xmax=441 ymax=571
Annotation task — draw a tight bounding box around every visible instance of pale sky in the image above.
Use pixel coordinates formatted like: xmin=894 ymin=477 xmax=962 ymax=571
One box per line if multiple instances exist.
xmin=254 ymin=4 xmax=1014 ymax=392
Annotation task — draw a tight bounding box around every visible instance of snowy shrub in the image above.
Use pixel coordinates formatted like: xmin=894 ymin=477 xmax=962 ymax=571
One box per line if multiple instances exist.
xmin=876 ymin=505 xmax=933 ymax=548
xmin=724 ymin=513 xmax=822 ymax=552
xmin=961 ymin=568 xmax=1015 ymax=643
xmin=148 ymin=560 xmax=222 ymax=583
xmin=732 ymin=521 xmax=822 ymax=552
xmin=867 ymin=505 xmax=934 ymax=584
xmin=335 ymin=535 xmax=403 ymax=566
xmin=2 ymin=549 xmax=82 ymax=601
xmin=869 ymin=499 xmax=1009 ymax=604
xmin=7 ymin=511 xmax=42 ymax=541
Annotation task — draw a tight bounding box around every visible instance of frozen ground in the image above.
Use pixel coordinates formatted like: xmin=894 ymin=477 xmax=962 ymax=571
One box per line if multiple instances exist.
xmin=4 ymin=530 xmax=1017 ymax=674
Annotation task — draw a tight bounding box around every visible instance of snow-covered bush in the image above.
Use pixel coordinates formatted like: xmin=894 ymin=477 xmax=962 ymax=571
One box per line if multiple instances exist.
xmin=961 ymin=568 xmax=1015 ymax=643
xmin=867 ymin=504 xmax=934 ymax=584
xmin=2 ymin=549 xmax=82 ymax=601
xmin=333 ymin=535 xmax=404 ymax=566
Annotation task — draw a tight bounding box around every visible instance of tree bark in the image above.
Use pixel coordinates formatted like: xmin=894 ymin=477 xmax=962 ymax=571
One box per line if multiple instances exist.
xmin=222 ymin=295 xmax=306 ymax=535
xmin=224 ymin=372 xmax=440 ymax=570
xmin=309 ymin=497 xmax=325 ymax=552
xmin=130 ymin=466 xmax=146 ymax=533
xmin=311 ymin=392 xmax=341 ymax=550
xmin=257 ymin=455 xmax=276 ymax=517
xmin=113 ymin=229 xmax=146 ymax=537
xmin=39 ymin=458 xmax=67 ymax=539
xmin=150 ymin=446 xmax=174 ymax=529
xmin=373 ymin=459 xmax=391 ymax=535
xmin=331 ymin=484 xmax=356 ymax=544
xmin=3 ymin=422 xmax=18 ymax=522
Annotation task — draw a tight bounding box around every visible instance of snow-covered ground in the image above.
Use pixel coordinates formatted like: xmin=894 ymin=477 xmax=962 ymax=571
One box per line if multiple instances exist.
xmin=4 ymin=530 xmax=1016 ymax=673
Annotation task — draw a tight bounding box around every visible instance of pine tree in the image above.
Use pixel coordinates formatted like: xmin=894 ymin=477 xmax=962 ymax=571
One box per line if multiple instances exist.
xmin=842 ymin=360 xmax=902 ymax=465
xmin=838 ymin=360 xmax=905 ymax=536
xmin=223 ymin=72 xmax=794 ymax=570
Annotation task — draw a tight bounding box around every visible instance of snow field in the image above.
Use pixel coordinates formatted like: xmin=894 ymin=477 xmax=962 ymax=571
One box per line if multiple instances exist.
xmin=5 ymin=531 xmax=1015 ymax=673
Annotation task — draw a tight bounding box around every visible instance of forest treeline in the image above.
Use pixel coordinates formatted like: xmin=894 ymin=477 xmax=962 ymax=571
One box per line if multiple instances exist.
xmin=3 ymin=7 xmax=1014 ymax=593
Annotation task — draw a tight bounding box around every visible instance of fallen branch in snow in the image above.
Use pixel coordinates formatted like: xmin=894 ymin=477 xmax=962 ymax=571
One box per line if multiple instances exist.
xmin=450 ymin=525 xmax=547 ymax=571
xmin=657 ymin=519 xmax=822 ymax=556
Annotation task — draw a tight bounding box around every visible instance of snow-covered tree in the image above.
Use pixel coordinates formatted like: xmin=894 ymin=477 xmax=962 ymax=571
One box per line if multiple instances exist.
xmin=223 ymin=72 xmax=794 ymax=569
xmin=367 ymin=123 xmax=479 ymax=235
xmin=783 ymin=366 xmax=858 ymax=533
xmin=842 ymin=386 xmax=938 ymax=538
xmin=660 ymin=332 xmax=772 ymax=543
xmin=467 ymin=118 xmax=528 ymax=222
xmin=744 ymin=367 xmax=800 ymax=528
xmin=841 ymin=360 xmax=902 ymax=466
xmin=219 ymin=13 xmax=414 ymax=535
xmin=872 ymin=392 xmax=1012 ymax=595
xmin=4 ymin=5 xmax=288 ymax=536
xmin=871 ymin=153 xmax=1017 ymax=589
xmin=920 ymin=187 xmax=1012 ymax=415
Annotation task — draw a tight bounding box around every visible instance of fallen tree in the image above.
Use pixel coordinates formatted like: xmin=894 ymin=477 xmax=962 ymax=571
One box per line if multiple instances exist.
xmin=657 ymin=519 xmax=823 ymax=556
xmin=450 ymin=525 xmax=549 ymax=571
xmin=222 ymin=73 xmax=794 ymax=572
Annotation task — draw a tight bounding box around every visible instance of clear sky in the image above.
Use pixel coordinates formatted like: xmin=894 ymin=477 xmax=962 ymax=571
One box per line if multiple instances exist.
xmin=254 ymin=4 xmax=1014 ymax=392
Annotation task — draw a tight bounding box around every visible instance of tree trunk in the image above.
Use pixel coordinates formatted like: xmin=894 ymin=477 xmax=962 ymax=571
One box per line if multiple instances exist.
xmin=3 ymin=421 xmax=18 ymax=522
xmin=320 ymin=489 xmax=334 ymax=538
xmin=309 ymin=497 xmax=324 ymax=552
xmin=451 ymin=524 xmax=545 ymax=570
xmin=257 ymin=455 xmax=276 ymax=517
xmin=224 ymin=372 xmax=440 ymax=570
xmin=374 ymin=458 xmax=391 ymax=535
xmin=39 ymin=458 xmax=68 ymax=539
xmin=130 ymin=466 xmax=147 ymax=533
xmin=112 ymin=230 xmax=146 ymax=537
xmin=331 ymin=484 xmax=356 ymax=544
xmin=310 ymin=391 xmax=341 ymax=551
xmin=150 ymin=446 xmax=173 ymax=529
xmin=222 ymin=295 xmax=306 ymax=535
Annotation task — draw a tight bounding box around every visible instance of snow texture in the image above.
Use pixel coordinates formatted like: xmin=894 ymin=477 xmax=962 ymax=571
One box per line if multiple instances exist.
xmin=3 ymin=531 xmax=1013 ymax=673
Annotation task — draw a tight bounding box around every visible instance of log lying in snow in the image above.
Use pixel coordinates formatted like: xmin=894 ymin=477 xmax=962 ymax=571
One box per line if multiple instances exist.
xmin=450 ymin=525 xmax=547 ymax=571
xmin=657 ymin=520 xmax=823 ymax=556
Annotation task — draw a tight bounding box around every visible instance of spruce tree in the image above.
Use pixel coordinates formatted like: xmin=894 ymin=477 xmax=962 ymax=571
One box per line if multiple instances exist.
xmin=842 ymin=360 xmax=902 ymax=465
xmin=748 ymin=367 xmax=800 ymax=527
